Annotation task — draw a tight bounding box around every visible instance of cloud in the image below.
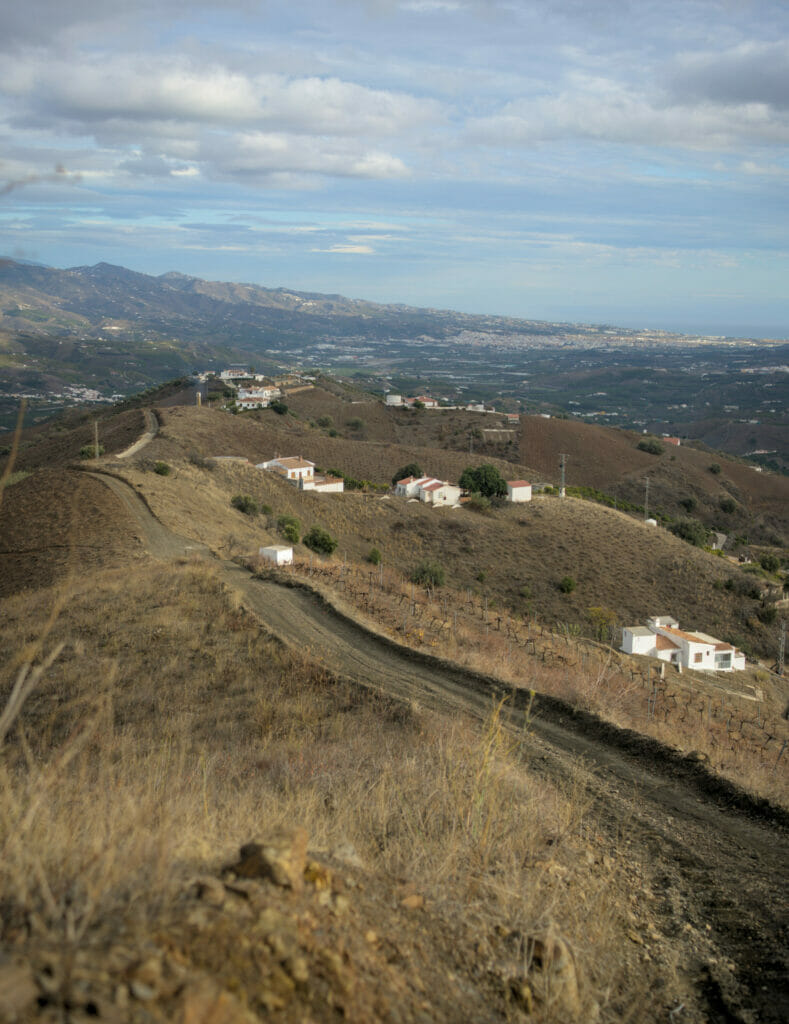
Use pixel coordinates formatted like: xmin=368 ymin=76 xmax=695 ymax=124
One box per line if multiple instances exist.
xmin=315 ymin=244 xmax=376 ymax=253
xmin=465 ymin=69 xmax=789 ymax=150
xmin=669 ymin=41 xmax=789 ymax=110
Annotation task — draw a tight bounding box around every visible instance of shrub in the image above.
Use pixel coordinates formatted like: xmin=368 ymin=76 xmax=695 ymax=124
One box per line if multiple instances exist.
xmin=327 ymin=428 xmax=338 ymax=437
xmin=316 ymin=415 xmax=333 ymax=429
xmin=153 ymin=461 xmax=171 ymax=476
xmin=669 ymin=518 xmax=708 ymax=547
xmin=466 ymin=493 xmax=492 ymax=513
xmin=277 ymin=514 xmax=300 ymax=543
xmin=757 ymin=604 xmax=778 ymax=625
xmin=759 ymin=554 xmax=780 ymax=573
xmin=458 ymin=463 xmax=507 ymax=498
xmin=231 ymin=494 xmax=258 ymax=516
xmin=188 ymin=450 xmax=213 ymax=470
xmin=346 ymin=417 xmax=364 ymax=431
xmin=719 ymin=497 xmax=737 ymax=514
xmin=260 ymin=503 xmax=273 ymax=516
xmin=679 ymin=496 xmax=697 ymax=513
xmin=392 ymin=462 xmax=423 ymax=486
xmin=270 ymin=400 xmax=288 ymax=415
xmin=709 ymin=463 xmax=721 ymax=475
xmin=637 ymin=438 xmax=664 ymax=455
xmin=304 ymin=525 xmax=337 ymax=555
xmin=558 ymin=576 xmax=576 ymax=594
xmin=79 ymin=444 xmax=105 ymax=459
xmin=587 ymin=605 xmax=618 ymax=642
xmin=411 ymin=561 xmax=445 ymax=588
xmin=368 ymin=547 xmax=382 ymax=566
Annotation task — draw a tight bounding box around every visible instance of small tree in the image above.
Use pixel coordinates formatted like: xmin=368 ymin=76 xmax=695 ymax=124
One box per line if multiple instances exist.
xmin=587 ymin=605 xmax=618 ymax=642
xmin=304 ymin=525 xmax=337 ymax=555
xmin=277 ymin=514 xmax=300 ymax=543
xmin=231 ymin=494 xmax=258 ymax=516
xmin=709 ymin=463 xmax=721 ymax=475
xmin=392 ymin=462 xmax=423 ymax=485
xmin=719 ymin=497 xmax=737 ymax=514
xmin=368 ymin=547 xmax=382 ymax=565
xmin=270 ymin=400 xmax=288 ymax=415
xmin=316 ymin=415 xmax=333 ymax=429
xmin=79 ymin=444 xmax=105 ymax=459
xmin=558 ymin=576 xmax=576 ymax=594
xmin=458 ymin=463 xmax=507 ymax=498
xmin=153 ymin=461 xmax=171 ymax=476
xmin=759 ymin=553 xmax=780 ymax=573
xmin=637 ymin=438 xmax=664 ymax=455
xmin=669 ymin=517 xmax=708 ymax=547
xmin=411 ymin=561 xmax=445 ymax=587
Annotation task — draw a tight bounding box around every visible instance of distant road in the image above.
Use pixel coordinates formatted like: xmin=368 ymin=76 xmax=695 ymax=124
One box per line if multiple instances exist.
xmin=86 ymin=468 xmax=789 ymax=1024
xmin=115 ymin=409 xmax=159 ymax=459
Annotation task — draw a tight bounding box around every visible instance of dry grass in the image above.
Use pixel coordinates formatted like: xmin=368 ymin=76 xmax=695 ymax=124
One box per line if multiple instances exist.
xmin=267 ymin=558 xmax=789 ymax=807
xmin=0 ymin=562 xmax=657 ymax=1019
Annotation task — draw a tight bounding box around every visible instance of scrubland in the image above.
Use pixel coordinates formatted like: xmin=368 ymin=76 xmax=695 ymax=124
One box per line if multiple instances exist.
xmin=0 ymin=562 xmax=668 ymax=1021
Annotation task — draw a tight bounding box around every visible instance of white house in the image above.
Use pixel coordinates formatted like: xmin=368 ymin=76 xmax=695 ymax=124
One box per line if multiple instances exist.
xmin=259 ymin=545 xmax=293 ymax=566
xmin=302 ymin=473 xmax=344 ymax=494
xmin=257 ymin=456 xmax=315 ymax=482
xmin=220 ymin=368 xmax=252 ymax=381
xmin=385 ymin=393 xmax=403 ymax=406
xmin=506 ymin=480 xmax=532 ymax=503
xmin=395 ymin=475 xmax=433 ymax=497
xmin=237 ymin=395 xmax=269 ymax=410
xmin=406 ymin=395 xmax=439 ymax=409
xmin=418 ymin=479 xmax=461 ymax=506
xmin=621 ymin=616 xmax=746 ymax=672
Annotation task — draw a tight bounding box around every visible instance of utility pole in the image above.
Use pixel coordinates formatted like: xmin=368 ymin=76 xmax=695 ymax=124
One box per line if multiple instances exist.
xmin=559 ymin=453 xmax=567 ymax=497
xmin=644 ymin=477 xmax=650 ymax=521
xmin=93 ymin=420 xmax=100 ymax=460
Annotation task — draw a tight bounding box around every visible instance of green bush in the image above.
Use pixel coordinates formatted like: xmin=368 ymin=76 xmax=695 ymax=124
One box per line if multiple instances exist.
xmin=679 ymin=496 xmax=697 ymax=513
xmin=153 ymin=461 xmax=171 ymax=476
xmin=231 ymin=494 xmax=258 ymax=516
xmin=277 ymin=514 xmax=300 ymax=543
xmin=458 ymin=463 xmax=507 ymax=498
xmin=709 ymin=463 xmax=721 ymax=475
xmin=759 ymin=553 xmax=780 ymax=573
xmin=316 ymin=415 xmax=333 ymax=429
xmin=392 ymin=462 xmax=423 ymax=485
xmin=368 ymin=547 xmax=382 ymax=565
xmin=79 ymin=444 xmax=105 ymax=459
xmin=303 ymin=525 xmax=337 ymax=555
xmin=719 ymin=497 xmax=737 ymax=514
xmin=411 ymin=561 xmax=445 ymax=588
xmin=637 ymin=438 xmax=664 ymax=455
xmin=558 ymin=576 xmax=576 ymax=594
xmin=270 ymin=400 xmax=288 ymax=415
xmin=346 ymin=417 xmax=364 ymax=432
xmin=669 ymin=518 xmax=708 ymax=547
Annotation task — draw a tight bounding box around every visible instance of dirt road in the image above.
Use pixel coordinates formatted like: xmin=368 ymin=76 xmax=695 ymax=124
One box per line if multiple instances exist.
xmin=88 ymin=470 xmax=789 ymax=1022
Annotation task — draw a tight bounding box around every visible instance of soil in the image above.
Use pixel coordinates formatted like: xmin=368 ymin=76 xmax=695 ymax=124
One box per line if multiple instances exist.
xmin=84 ymin=467 xmax=789 ymax=1023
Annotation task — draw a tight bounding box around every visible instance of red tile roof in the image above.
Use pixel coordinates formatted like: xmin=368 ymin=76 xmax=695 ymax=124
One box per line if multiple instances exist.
xmin=507 ymin=480 xmax=531 ymax=488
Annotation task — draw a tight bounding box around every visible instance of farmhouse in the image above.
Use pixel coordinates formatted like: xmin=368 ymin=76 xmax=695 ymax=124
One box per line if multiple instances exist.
xmin=259 ymin=545 xmax=293 ymax=566
xmin=219 ymin=368 xmax=252 ymax=381
xmin=394 ymin=475 xmax=460 ymax=506
xmin=405 ymin=395 xmax=439 ymax=409
xmin=257 ymin=456 xmax=344 ymax=493
xmin=257 ymin=456 xmax=315 ymax=482
xmin=506 ymin=480 xmax=532 ymax=503
xmin=621 ymin=616 xmax=746 ymax=672
xmin=418 ymin=479 xmax=462 ymax=506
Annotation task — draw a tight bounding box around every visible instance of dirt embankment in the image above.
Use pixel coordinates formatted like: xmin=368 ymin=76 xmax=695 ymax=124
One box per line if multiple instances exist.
xmin=82 ymin=469 xmax=789 ymax=1024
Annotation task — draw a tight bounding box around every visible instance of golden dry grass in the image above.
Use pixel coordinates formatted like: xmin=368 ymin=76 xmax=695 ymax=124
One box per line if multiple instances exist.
xmin=0 ymin=562 xmax=661 ymax=1020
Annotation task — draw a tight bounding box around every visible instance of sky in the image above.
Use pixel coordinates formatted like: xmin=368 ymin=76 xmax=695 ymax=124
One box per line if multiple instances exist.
xmin=1 ymin=0 xmax=788 ymax=338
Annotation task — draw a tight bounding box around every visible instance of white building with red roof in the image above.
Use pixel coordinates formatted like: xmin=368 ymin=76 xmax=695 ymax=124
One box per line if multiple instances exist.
xmin=621 ymin=616 xmax=745 ymax=672
xmin=506 ymin=480 xmax=532 ymax=503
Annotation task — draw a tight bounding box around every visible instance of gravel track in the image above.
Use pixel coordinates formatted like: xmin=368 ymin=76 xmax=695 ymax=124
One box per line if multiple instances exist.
xmin=88 ymin=469 xmax=789 ymax=1022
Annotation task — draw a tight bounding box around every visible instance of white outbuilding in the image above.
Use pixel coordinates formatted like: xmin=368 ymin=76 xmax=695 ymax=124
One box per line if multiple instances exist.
xmin=506 ymin=480 xmax=532 ymax=503
xmin=259 ymin=545 xmax=294 ymax=565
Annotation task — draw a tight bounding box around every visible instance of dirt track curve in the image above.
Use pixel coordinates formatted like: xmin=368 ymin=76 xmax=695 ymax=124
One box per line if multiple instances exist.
xmin=88 ymin=469 xmax=789 ymax=1023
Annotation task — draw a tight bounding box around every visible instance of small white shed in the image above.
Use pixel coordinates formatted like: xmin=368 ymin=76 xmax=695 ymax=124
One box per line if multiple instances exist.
xmin=506 ymin=480 xmax=532 ymax=503
xmin=259 ymin=545 xmax=293 ymax=565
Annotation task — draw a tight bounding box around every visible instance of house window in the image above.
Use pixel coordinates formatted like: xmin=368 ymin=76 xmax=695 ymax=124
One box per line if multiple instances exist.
xmin=694 ymin=652 xmax=702 ymax=663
